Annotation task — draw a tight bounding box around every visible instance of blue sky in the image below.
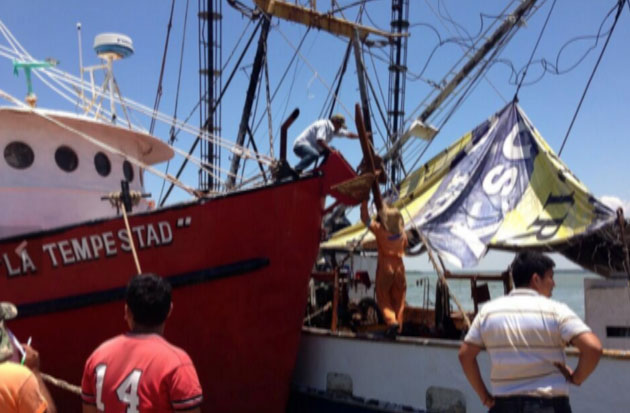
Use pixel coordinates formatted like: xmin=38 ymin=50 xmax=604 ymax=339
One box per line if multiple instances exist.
xmin=1 ymin=1 xmax=628 ymax=270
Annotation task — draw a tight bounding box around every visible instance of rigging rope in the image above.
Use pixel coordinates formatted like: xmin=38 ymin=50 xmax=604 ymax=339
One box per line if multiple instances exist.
xmin=514 ymin=0 xmax=556 ymax=99
xmin=396 ymin=0 xmax=537 ymax=176
xmin=274 ymin=21 xmax=354 ymax=123
xmin=403 ymin=17 xmax=519 ymax=176
xmin=149 ymin=0 xmax=177 ymax=135
xmin=171 ymin=0 xmax=190 ymax=135
xmin=158 ymin=0 xmax=190 ymax=203
xmin=0 ymin=40 xmax=272 ymax=172
xmin=159 ymin=18 xmax=266 ymax=205
xmin=558 ymin=0 xmax=624 ymax=156
xmin=408 ymin=0 xmax=519 ymax=109
xmin=42 ymin=373 xmax=80 ymax=396
xmin=320 ymin=0 xmax=362 ymax=119
xmin=263 ymin=58 xmax=274 ymax=158
xmin=251 ymin=26 xmax=310 ymax=141
xmin=321 ymin=40 xmax=352 ymax=120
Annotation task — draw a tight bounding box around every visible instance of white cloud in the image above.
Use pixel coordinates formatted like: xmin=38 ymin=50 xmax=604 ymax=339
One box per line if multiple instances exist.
xmin=600 ymin=195 xmax=630 ymax=215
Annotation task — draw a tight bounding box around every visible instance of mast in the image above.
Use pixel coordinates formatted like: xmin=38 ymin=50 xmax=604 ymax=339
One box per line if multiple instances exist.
xmin=227 ymin=16 xmax=271 ymax=188
xmin=244 ymin=0 xmax=398 ymax=160
xmin=383 ymin=0 xmax=538 ymax=163
xmin=198 ymin=0 xmax=222 ymax=192
xmin=387 ymin=0 xmax=409 ymax=186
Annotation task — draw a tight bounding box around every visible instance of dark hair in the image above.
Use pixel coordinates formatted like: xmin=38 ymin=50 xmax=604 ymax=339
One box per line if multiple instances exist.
xmin=510 ymin=251 xmax=555 ymax=288
xmin=125 ymin=273 xmax=172 ymax=327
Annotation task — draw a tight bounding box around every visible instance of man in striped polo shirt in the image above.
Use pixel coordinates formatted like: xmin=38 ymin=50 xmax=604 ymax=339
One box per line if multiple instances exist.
xmin=458 ymin=251 xmax=602 ymax=412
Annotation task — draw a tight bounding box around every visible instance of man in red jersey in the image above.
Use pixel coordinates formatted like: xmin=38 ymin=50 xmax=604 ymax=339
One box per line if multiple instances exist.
xmin=81 ymin=274 xmax=203 ymax=413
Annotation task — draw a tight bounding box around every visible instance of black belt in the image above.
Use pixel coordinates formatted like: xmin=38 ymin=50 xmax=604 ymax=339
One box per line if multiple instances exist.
xmin=495 ymin=395 xmax=569 ymax=401
xmin=492 ymin=395 xmax=571 ymax=412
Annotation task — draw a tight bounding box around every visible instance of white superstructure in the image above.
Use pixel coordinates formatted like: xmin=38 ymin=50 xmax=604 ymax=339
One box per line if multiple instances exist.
xmin=0 ymin=107 xmax=173 ymax=238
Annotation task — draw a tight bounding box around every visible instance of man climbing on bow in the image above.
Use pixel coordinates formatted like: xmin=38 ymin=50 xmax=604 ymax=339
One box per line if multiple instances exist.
xmin=292 ymin=113 xmax=359 ymax=173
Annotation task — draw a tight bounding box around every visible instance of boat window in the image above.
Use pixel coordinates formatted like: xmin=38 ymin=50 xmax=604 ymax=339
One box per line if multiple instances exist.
xmin=55 ymin=146 xmax=79 ymax=172
xmin=4 ymin=141 xmax=34 ymax=169
xmin=94 ymin=152 xmax=111 ymax=177
xmin=123 ymin=160 xmax=134 ymax=182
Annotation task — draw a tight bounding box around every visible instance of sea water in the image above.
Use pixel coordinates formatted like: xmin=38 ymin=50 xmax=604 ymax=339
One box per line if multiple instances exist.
xmin=405 ymin=270 xmax=596 ymax=319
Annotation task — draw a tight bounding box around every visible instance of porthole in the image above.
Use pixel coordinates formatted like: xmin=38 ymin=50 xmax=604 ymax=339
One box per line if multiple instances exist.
xmin=94 ymin=152 xmax=111 ymax=177
xmin=123 ymin=160 xmax=134 ymax=182
xmin=4 ymin=141 xmax=34 ymax=169
xmin=55 ymin=146 xmax=78 ymax=172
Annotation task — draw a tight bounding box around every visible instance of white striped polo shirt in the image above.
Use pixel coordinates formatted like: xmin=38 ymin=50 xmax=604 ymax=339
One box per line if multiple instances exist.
xmin=464 ymin=288 xmax=591 ymax=397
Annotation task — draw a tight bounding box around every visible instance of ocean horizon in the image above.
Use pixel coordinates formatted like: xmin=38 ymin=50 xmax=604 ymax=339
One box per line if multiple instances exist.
xmin=406 ymin=269 xmax=595 ymax=319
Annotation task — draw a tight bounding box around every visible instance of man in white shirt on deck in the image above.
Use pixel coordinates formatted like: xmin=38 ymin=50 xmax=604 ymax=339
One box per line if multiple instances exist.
xmin=458 ymin=251 xmax=603 ymax=413
xmin=292 ymin=114 xmax=358 ymax=173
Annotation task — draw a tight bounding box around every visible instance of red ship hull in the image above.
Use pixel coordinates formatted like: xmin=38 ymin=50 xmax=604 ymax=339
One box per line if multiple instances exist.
xmin=2 ymin=175 xmax=325 ymax=412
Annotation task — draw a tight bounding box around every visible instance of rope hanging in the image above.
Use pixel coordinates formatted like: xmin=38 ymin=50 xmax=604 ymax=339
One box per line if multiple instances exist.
xmin=558 ymin=0 xmax=624 ymax=156
xmin=514 ymin=0 xmax=557 ymax=99
xmin=122 ymin=205 xmax=142 ymax=275
xmin=148 ymin=0 xmax=178 ymax=135
xmin=42 ymin=373 xmax=81 ymax=396
xmin=103 ymin=190 xmax=144 ymax=275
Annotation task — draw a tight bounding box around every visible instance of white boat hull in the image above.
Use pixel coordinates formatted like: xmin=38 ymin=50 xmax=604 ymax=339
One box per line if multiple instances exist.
xmin=293 ymin=327 xmax=630 ymax=412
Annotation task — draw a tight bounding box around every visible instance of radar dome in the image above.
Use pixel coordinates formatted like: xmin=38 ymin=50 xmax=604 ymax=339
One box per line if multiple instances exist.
xmin=93 ymin=33 xmax=134 ymax=60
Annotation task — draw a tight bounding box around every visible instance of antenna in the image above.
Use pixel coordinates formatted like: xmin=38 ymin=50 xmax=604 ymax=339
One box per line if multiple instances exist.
xmin=81 ymin=32 xmax=134 ymax=123
xmin=77 ymin=22 xmax=84 ymax=104
xmin=93 ymin=33 xmax=134 ymax=61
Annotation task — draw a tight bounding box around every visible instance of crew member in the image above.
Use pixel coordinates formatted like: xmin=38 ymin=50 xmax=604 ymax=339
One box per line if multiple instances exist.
xmin=292 ymin=114 xmax=358 ymax=173
xmin=81 ymin=274 xmax=203 ymax=413
xmin=458 ymin=251 xmax=603 ymax=412
xmin=0 ymin=301 xmax=57 ymax=413
xmin=360 ymin=200 xmax=407 ymax=336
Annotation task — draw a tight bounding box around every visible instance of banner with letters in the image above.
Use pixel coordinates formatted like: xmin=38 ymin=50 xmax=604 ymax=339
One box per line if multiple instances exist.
xmin=323 ymin=102 xmax=625 ymax=276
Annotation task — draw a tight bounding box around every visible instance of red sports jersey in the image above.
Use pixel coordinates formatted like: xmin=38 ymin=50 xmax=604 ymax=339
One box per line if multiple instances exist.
xmin=81 ymin=333 xmax=202 ymax=412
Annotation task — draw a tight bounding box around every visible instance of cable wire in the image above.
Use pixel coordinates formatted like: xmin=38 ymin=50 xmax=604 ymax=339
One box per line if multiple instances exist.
xmin=514 ymin=0 xmax=557 ymax=99
xmin=558 ymin=0 xmax=624 ymax=156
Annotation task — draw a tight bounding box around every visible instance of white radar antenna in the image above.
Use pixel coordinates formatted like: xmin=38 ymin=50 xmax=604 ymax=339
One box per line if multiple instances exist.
xmin=78 ymin=26 xmax=134 ymax=125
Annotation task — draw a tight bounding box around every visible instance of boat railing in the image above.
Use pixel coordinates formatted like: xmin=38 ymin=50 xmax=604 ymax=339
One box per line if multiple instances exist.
xmin=443 ymin=270 xmax=512 ymax=316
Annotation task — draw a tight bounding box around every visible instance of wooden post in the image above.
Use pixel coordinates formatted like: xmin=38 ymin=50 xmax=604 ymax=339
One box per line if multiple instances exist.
xmin=471 ymin=278 xmax=478 ymax=315
xmin=502 ymin=270 xmax=513 ymax=294
xmin=418 ymin=231 xmax=471 ymax=328
xmin=331 ymin=268 xmax=339 ymax=332
xmin=354 ymin=103 xmax=383 ymax=211
xmin=617 ymin=208 xmax=630 ymax=281
xmin=352 ymin=31 xmax=372 ymax=137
